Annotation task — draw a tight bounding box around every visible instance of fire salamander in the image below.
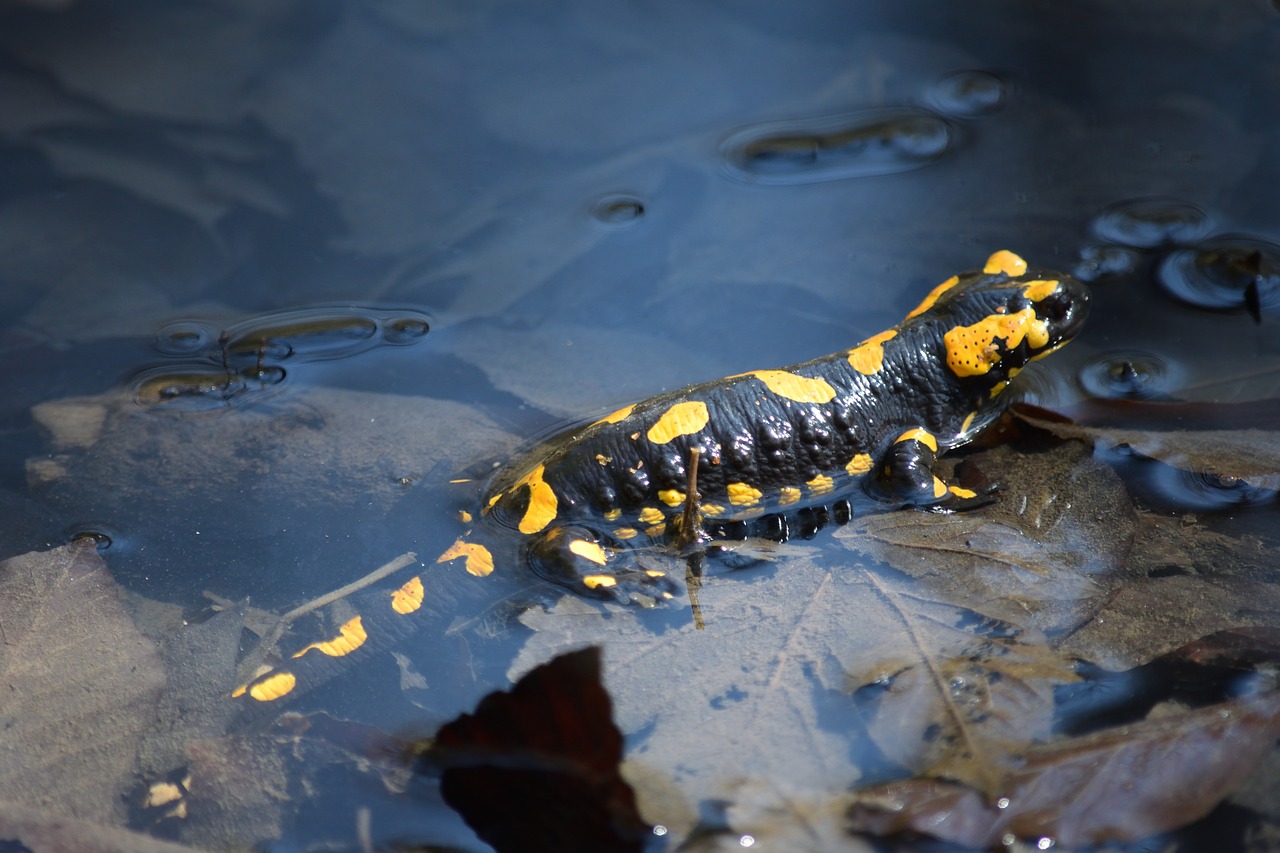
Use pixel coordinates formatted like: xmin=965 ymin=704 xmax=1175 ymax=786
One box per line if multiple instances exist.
xmin=437 ymin=249 xmax=1088 ymax=602
xmin=233 ymin=250 xmax=1087 ymax=703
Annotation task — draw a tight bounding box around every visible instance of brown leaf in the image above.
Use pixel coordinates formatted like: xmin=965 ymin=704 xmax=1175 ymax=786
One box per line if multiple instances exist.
xmin=0 ymin=541 xmax=165 ymax=822
xmin=1017 ymin=400 xmax=1280 ymax=491
xmin=430 ymin=647 xmax=649 ymax=853
xmin=847 ymin=689 xmax=1280 ymax=847
xmin=838 ymin=440 xmax=1139 ymax=635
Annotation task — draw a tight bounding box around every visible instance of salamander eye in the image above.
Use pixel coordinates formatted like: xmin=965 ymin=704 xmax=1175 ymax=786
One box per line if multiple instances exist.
xmin=1034 ymin=288 xmax=1073 ymax=324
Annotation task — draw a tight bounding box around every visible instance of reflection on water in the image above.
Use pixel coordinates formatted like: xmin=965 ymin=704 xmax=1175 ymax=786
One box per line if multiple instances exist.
xmin=2 ymin=0 xmax=1280 ymax=849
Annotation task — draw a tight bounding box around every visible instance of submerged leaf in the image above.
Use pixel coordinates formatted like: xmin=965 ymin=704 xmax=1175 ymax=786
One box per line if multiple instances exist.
xmin=847 ymin=689 xmax=1280 ymax=847
xmin=0 ymin=541 xmax=165 ymax=823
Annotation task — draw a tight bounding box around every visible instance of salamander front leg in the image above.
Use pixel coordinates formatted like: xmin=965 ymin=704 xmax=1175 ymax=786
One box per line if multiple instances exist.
xmin=526 ymin=525 xmax=678 ymax=606
xmin=868 ymin=428 xmax=996 ymax=511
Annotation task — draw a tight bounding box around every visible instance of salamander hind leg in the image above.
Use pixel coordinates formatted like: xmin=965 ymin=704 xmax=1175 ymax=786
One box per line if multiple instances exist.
xmin=869 ymin=428 xmax=996 ymax=511
xmin=526 ymin=525 xmax=679 ymax=607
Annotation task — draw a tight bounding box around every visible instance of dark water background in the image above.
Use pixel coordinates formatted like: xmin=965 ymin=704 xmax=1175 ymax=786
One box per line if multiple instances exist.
xmin=2 ymin=0 xmax=1280 ymax=850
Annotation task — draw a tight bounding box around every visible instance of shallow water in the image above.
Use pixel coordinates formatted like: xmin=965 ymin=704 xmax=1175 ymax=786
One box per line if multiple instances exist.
xmin=2 ymin=0 xmax=1279 ymax=850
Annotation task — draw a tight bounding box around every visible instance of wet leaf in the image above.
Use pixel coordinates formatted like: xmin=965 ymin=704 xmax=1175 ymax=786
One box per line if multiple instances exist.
xmin=847 ymin=677 xmax=1280 ymax=847
xmin=428 ymin=647 xmax=649 ymax=853
xmin=1017 ymin=399 xmax=1280 ymax=491
xmin=0 ymin=800 xmax=204 ymax=853
xmin=837 ymin=440 xmax=1140 ymax=635
xmin=512 ymin=544 xmax=1078 ymax=838
xmin=0 ymin=541 xmax=166 ymax=823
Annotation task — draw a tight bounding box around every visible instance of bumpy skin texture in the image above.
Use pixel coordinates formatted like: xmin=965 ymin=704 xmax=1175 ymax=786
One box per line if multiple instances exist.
xmin=441 ymin=251 xmax=1090 ymax=603
xmin=232 ymin=251 xmax=1088 ymax=707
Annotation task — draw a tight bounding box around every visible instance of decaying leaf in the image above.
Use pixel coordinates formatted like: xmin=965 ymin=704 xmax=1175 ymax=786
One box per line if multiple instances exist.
xmin=0 ymin=799 xmax=204 ymax=853
xmin=1017 ymin=399 xmax=1280 ymax=492
xmin=427 ymin=647 xmax=649 ymax=853
xmin=838 ymin=440 xmax=1140 ymax=635
xmin=848 ymin=679 xmax=1280 ymax=847
xmin=0 ymin=540 xmax=166 ymax=823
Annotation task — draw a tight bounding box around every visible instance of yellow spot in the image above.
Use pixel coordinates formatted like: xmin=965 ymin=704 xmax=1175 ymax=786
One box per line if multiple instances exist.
xmin=905 ymin=277 xmax=959 ymax=319
xmin=932 ymin=477 xmax=949 ymax=499
xmin=845 ymin=453 xmax=873 ymax=476
xmin=959 ymin=412 xmax=977 ymax=435
xmin=647 ymin=400 xmax=710 ymax=444
xmin=595 ymin=404 xmax=635 ymax=425
xmin=145 ymin=782 xmax=184 ymax=808
xmin=595 ymin=454 xmax=611 ymax=466
xmin=449 ymin=478 xmax=471 ymax=484
xmin=604 ymin=508 xmax=622 ymax=521
xmin=437 ymin=539 xmax=495 ymax=577
xmin=245 ymin=671 xmax=297 ymax=703
xmin=511 ymin=464 xmax=558 ymax=534
xmin=896 ymin=428 xmax=938 ymax=452
xmin=984 ymin=250 xmax=1027 ymax=277
xmin=949 ymin=485 xmax=978 ymax=499
xmin=293 ymin=616 xmax=367 ymax=659
xmin=988 ymin=380 xmax=1009 ymax=399
xmin=568 ymin=539 xmax=609 ymax=565
xmin=457 ymin=510 xmax=473 ymax=523
xmin=614 ymin=527 xmax=639 ymax=540
xmin=807 ymin=474 xmax=834 ymax=495
xmin=483 ymin=493 xmax=501 ymax=514
xmin=645 ymin=570 xmax=667 ymax=578
xmin=727 ymin=482 xmax=763 ymax=506
xmin=739 ymin=370 xmax=837 ymax=403
xmin=583 ymin=575 xmax=617 ymax=590
xmin=658 ymin=488 xmax=686 ymax=507
xmin=943 ymin=308 xmax=1048 ymax=377
xmin=1022 ymin=279 xmax=1060 ymax=301
xmin=391 ymin=576 xmax=424 ymax=615
xmin=645 ymin=523 xmax=666 ymax=537
xmin=700 ymin=502 xmax=725 ymax=516
xmin=847 ymin=330 xmax=898 ymax=374
xmin=778 ymin=486 xmax=802 ymax=506
xmin=638 ymin=506 xmax=665 ymax=525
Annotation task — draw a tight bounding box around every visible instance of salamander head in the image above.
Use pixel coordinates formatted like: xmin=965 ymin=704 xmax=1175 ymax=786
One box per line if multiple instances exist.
xmin=917 ymin=250 xmax=1089 ymax=393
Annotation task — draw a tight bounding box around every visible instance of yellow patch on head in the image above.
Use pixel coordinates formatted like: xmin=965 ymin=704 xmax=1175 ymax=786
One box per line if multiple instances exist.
xmin=391 ymin=576 xmax=424 ymax=615
xmin=582 ymin=574 xmax=617 ymax=590
xmin=244 ymin=671 xmax=298 ymax=703
xmin=437 ymin=539 xmax=495 ymax=577
xmin=949 ymin=485 xmax=978 ymax=499
xmin=943 ymin=307 xmax=1049 ymax=377
xmin=895 ymin=428 xmax=938 ymax=452
xmin=1022 ymin=279 xmax=1060 ymax=302
xmin=932 ymin=477 xmax=949 ymax=499
xmin=568 ymin=538 xmax=609 ymax=565
xmin=727 ymin=482 xmax=763 ymax=506
xmin=740 ymin=370 xmax=837 ymax=404
xmin=845 ymin=453 xmax=873 ymax=476
xmin=658 ymin=488 xmax=685 ymax=507
xmin=807 ymin=474 xmax=834 ymax=495
xmin=293 ymin=616 xmax=367 ymax=660
xmin=638 ymin=506 xmax=665 ymax=525
xmin=847 ymin=329 xmax=898 ymax=374
xmin=647 ymin=400 xmax=710 ymax=444
xmin=595 ymin=404 xmax=635 ymax=425
xmin=613 ymin=527 xmax=638 ymax=540
xmin=984 ymin=250 xmax=1028 ymax=277
xmin=905 ymin=277 xmax=959 ymax=319
xmin=511 ymin=464 xmax=559 ymax=534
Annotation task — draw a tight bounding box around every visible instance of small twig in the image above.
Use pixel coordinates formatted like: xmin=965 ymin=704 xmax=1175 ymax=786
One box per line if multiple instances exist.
xmin=675 ymin=447 xmax=706 ymax=551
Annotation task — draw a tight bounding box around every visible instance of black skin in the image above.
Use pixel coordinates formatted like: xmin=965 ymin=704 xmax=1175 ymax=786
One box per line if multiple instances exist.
xmin=480 ymin=259 xmax=1090 ymax=604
